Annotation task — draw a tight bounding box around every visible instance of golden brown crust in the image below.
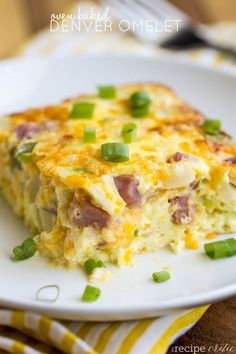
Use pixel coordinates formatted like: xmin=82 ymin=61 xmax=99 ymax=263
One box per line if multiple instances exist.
xmin=1 ymin=82 xmax=236 ymax=267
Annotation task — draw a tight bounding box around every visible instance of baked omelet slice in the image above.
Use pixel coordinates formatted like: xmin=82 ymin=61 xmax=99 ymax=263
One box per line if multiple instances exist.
xmin=0 ymin=83 xmax=236 ymax=267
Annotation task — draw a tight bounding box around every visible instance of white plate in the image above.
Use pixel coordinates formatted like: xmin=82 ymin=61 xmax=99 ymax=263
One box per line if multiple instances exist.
xmin=0 ymin=56 xmax=236 ymax=321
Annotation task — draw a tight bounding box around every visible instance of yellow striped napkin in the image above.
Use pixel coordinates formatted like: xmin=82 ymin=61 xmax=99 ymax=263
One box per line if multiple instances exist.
xmin=0 ymin=307 xmax=208 ymax=353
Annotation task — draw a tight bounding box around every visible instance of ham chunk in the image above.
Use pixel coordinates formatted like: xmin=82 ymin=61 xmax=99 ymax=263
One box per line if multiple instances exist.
xmin=113 ymin=174 xmax=141 ymax=206
xmin=170 ymin=152 xmax=191 ymax=162
xmin=169 ymin=195 xmax=195 ymax=225
xmin=15 ymin=121 xmax=57 ymax=141
xmin=168 ymin=152 xmax=198 ymax=163
xmin=189 ymin=180 xmax=199 ymax=190
xmin=69 ymin=196 xmax=110 ymax=230
xmin=16 ymin=123 xmax=42 ymax=141
xmin=224 ymin=157 xmax=236 ymax=165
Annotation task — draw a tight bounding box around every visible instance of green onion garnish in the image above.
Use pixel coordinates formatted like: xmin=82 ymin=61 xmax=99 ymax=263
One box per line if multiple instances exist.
xmin=16 ymin=142 xmax=37 ymax=163
xmin=132 ymin=105 xmax=150 ymax=118
xmin=73 ymin=167 xmax=87 ymax=172
xmin=129 ymin=91 xmax=151 ymax=118
xmin=122 ymin=122 xmax=137 ymax=143
xmin=83 ymin=127 xmax=96 ymax=143
xmin=203 ymin=119 xmax=221 ymax=135
xmin=9 ymin=148 xmax=22 ymax=170
xmin=84 ymin=259 xmax=105 ymax=274
xmin=152 ymin=271 xmax=171 ymax=283
xmin=101 ymin=143 xmax=129 ymax=162
xmin=98 ymin=86 xmax=116 ymax=99
xmin=130 ymin=91 xmax=151 ymax=109
xmin=16 ymin=142 xmax=37 ymax=155
xmin=204 ymin=238 xmax=236 ymax=260
xmin=82 ymin=285 xmax=101 ymax=302
xmin=35 ymin=284 xmax=60 ymax=303
xmin=70 ymin=102 xmax=95 ymax=119
xmin=12 ymin=237 xmax=37 ymax=261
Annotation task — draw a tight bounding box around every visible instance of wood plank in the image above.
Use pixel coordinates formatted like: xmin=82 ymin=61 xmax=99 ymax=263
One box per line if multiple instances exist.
xmin=170 ymin=0 xmax=236 ymax=23
xmin=0 ymin=0 xmax=32 ymax=58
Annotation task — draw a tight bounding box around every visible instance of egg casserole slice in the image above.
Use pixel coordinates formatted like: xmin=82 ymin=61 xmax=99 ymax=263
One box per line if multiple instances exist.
xmin=0 ymin=83 xmax=236 ymax=267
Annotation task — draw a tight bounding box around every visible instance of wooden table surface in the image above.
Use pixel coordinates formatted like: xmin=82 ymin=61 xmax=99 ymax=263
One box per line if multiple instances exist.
xmin=168 ymin=297 xmax=236 ymax=353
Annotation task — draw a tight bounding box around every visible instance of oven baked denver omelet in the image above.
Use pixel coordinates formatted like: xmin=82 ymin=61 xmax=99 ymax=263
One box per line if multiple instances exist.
xmin=0 ymin=83 xmax=236 ymax=269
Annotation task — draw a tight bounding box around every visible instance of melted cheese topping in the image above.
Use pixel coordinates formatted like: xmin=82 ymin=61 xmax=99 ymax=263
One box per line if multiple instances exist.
xmin=1 ymin=83 xmax=236 ymax=267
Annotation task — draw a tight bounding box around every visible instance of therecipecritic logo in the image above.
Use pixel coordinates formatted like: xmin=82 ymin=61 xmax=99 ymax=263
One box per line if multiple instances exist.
xmin=50 ymin=7 xmax=182 ymax=33
xmin=171 ymin=343 xmax=236 ymax=353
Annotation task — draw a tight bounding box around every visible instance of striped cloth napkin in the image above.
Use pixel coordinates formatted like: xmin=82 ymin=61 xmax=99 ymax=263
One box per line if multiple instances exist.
xmin=1 ymin=1 xmax=235 ymax=353
xmin=0 ymin=307 xmax=208 ymax=353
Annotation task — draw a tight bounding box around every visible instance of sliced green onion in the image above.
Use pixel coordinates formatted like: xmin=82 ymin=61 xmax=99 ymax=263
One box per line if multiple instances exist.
xmin=132 ymin=105 xmax=150 ymax=118
xmin=73 ymin=167 xmax=90 ymax=173
xmin=204 ymin=238 xmax=236 ymax=260
xmin=130 ymin=91 xmax=151 ymax=117
xmin=35 ymin=284 xmax=60 ymax=303
xmin=70 ymin=102 xmax=95 ymax=119
xmin=98 ymin=86 xmax=116 ymax=99
xmin=12 ymin=237 xmax=37 ymax=261
xmin=9 ymin=148 xmax=22 ymax=170
xmin=16 ymin=142 xmax=37 ymax=163
xmin=15 ymin=142 xmax=37 ymax=164
xmin=203 ymin=119 xmax=221 ymax=135
xmin=134 ymin=229 xmax=139 ymax=237
xmin=82 ymin=285 xmax=101 ymax=302
xmin=152 ymin=271 xmax=171 ymax=283
xmin=83 ymin=127 xmax=96 ymax=143
xmin=101 ymin=143 xmax=129 ymax=162
xmin=84 ymin=259 xmax=105 ymax=274
xmin=18 ymin=155 xmax=34 ymax=163
xmin=122 ymin=122 xmax=137 ymax=143
xmin=130 ymin=91 xmax=151 ymax=109
xmin=16 ymin=142 xmax=37 ymax=155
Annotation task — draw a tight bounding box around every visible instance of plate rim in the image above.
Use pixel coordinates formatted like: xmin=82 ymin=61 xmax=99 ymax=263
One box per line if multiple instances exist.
xmin=0 ymin=281 xmax=235 ymax=320
xmin=0 ymin=54 xmax=236 ymax=320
